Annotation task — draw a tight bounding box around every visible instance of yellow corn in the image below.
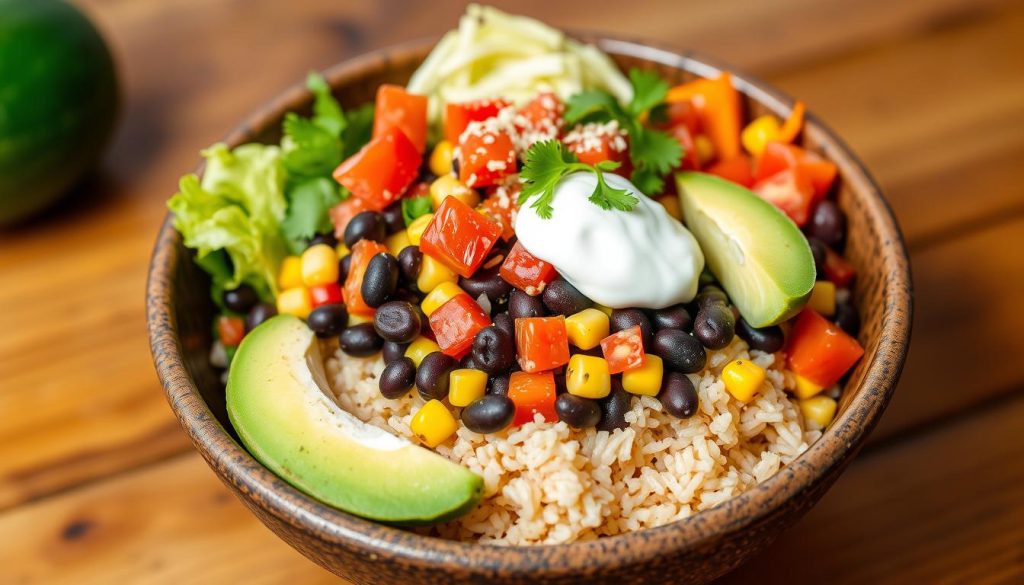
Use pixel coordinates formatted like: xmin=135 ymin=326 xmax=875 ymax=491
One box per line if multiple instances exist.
xmin=448 ymin=369 xmax=488 ymax=407
xmin=694 ymin=134 xmax=715 ymax=165
xmin=430 ymin=175 xmax=479 ymax=210
xmin=300 ymin=244 xmax=339 ymax=287
xmin=416 ymin=253 xmax=458 ymax=293
xmin=722 ymin=359 xmax=766 ymax=402
xmin=741 ymin=115 xmax=782 ymax=157
xmin=421 ymin=281 xmax=465 ymax=317
xmin=807 ymin=281 xmax=836 ymax=317
xmin=657 ymin=194 xmax=683 ymax=221
xmin=407 ymin=213 xmax=434 ymax=245
xmin=410 ymin=399 xmax=458 ymax=448
xmin=278 ymin=256 xmax=303 ymax=290
xmin=622 ymin=355 xmax=664 ymax=396
xmin=335 ymin=243 xmax=350 ymax=259
xmin=385 ymin=230 xmax=412 ymax=257
xmin=347 ymin=313 xmax=373 ymax=326
xmin=792 ymin=373 xmax=825 ymax=399
xmin=800 ymin=395 xmax=838 ymax=429
xmin=593 ymin=304 xmax=614 ymax=317
xmin=566 ymin=354 xmax=612 ymax=399
xmin=405 ymin=336 xmax=441 ymax=366
xmin=429 ymin=140 xmax=455 ymax=176
xmin=276 ymin=287 xmax=312 ymax=319
xmin=565 ymin=308 xmax=610 ymax=350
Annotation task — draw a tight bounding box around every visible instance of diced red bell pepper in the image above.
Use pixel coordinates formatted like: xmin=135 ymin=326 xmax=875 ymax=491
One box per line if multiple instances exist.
xmin=499 ymin=241 xmax=558 ymax=295
xmin=515 ymin=316 xmax=570 ymax=373
xmin=786 ymin=309 xmax=864 ymax=388
xmin=429 ymin=293 xmax=492 ymax=358
xmin=600 ymin=326 xmax=646 ymax=374
xmin=444 ymin=98 xmax=512 ymax=144
xmin=479 ymin=181 xmax=520 ymax=241
xmin=564 ymin=123 xmax=630 ymax=167
xmin=707 ymin=155 xmax=755 ymax=188
xmin=515 ymin=91 xmax=564 ymax=136
xmin=508 ymin=371 xmax=558 ymax=426
xmin=216 ymin=315 xmax=246 ymax=347
xmin=823 ymin=246 xmax=856 ymax=288
xmin=342 ymin=239 xmax=389 ymax=316
xmin=666 ymin=73 xmax=742 ymax=161
xmin=456 ymin=126 xmax=517 ymax=188
xmin=309 ymin=283 xmax=343 ymax=308
xmin=329 ymin=197 xmax=372 ymax=239
xmin=754 ymin=142 xmax=837 ymax=199
xmin=372 ymin=84 xmax=428 ymax=153
xmin=658 ymin=100 xmax=702 ymax=135
xmin=753 ymin=167 xmax=816 ymax=226
xmin=332 ymin=127 xmax=420 ymax=211
xmin=420 ymin=196 xmax=502 ymax=278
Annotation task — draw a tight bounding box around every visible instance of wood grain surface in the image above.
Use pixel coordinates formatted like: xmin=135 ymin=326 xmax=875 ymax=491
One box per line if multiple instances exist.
xmin=1 ymin=0 xmax=1021 ymax=582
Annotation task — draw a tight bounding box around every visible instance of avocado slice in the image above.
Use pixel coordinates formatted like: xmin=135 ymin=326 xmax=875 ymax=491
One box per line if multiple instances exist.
xmin=676 ymin=172 xmax=815 ymax=328
xmin=226 ymin=315 xmax=483 ymax=524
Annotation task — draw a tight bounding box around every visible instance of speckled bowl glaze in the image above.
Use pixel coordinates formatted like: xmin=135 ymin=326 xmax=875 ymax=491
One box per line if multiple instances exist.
xmin=147 ymin=36 xmax=912 ymax=585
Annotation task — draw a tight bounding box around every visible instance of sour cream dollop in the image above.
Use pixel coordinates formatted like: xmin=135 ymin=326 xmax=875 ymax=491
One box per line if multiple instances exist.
xmin=514 ymin=172 xmax=705 ymax=309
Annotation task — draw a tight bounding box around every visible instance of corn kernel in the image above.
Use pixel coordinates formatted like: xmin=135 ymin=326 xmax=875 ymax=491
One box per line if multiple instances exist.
xmin=347 ymin=313 xmax=373 ymax=326
xmin=792 ymin=373 xmax=825 ymax=399
xmin=429 ymin=140 xmax=455 ymax=176
xmin=335 ymin=243 xmax=350 ymax=259
xmin=421 ymin=281 xmax=466 ymax=316
xmin=405 ymin=336 xmax=441 ymax=366
xmin=300 ymin=244 xmax=339 ymax=287
xmin=694 ymin=134 xmax=715 ymax=165
xmin=807 ymin=281 xmax=836 ymax=316
xmin=622 ymin=355 xmax=664 ymax=396
xmin=278 ymin=256 xmax=303 ymax=290
xmin=410 ymin=399 xmax=458 ymax=448
xmin=741 ymin=115 xmax=782 ymax=157
xmin=407 ymin=213 xmax=434 ymax=245
xmin=566 ymin=354 xmax=612 ymax=399
xmin=276 ymin=287 xmax=312 ymax=319
xmin=593 ymin=304 xmax=614 ymax=317
xmin=800 ymin=395 xmax=838 ymax=429
xmin=417 ymin=253 xmax=458 ymax=292
xmin=657 ymin=194 xmax=683 ymax=221
xmin=385 ymin=230 xmax=411 ymax=257
xmin=430 ymin=175 xmax=480 ymax=210
xmin=565 ymin=308 xmax=610 ymax=350
xmin=448 ymin=369 xmax=488 ymax=407
xmin=722 ymin=359 xmax=766 ymax=402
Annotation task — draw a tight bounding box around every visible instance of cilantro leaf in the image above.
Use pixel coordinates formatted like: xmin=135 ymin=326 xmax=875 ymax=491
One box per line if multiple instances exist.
xmin=306 ymin=72 xmax=346 ymax=137
xmin=518 ymin=140 xmax=639 ymax=219
xmin=281 ymin=113 xmax=343 ymax=180
xmin=401 ymin=196 xmax=433 ymax=226
xmin=628 ymin=126 xmax=684 ymax=194
xmin=280 ymin=177 xmax=344 ymax=252
xmin=626 ymin=69 xmax=670 ymax=117
xmin=564 ymin=90 xmax=623 ymax=125
xmin=341 ymin=103 xmax=376 ymax=159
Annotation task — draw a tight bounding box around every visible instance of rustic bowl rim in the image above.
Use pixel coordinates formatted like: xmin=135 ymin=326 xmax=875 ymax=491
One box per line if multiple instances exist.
xmin=147 ymin=34 xmax=912 ymax=577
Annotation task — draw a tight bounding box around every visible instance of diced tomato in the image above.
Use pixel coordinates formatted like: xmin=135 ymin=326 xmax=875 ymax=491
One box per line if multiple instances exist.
xmin=786 ymin=309 xmax=864 ymax=388
xmin=499 ymin=241 xmax=558 ymax=295
xmin=600 ymin=326 xmax=646 ymax=374
xmin=753 ymin=167 xmax=815 ymax=226
xmin=666 ymin=73 xmax=742 ymax=161
xmin=508 ymin=371 xmax=558 ymax=426
xmin=515 ymin=91 xmax=564 ymax=136
xmin=216 ymin=315 xmax=246 ymax=347
xmin=332 ymin=127 xmax=420 ymax=211
xmin=406 ymin=181 xmax=431 ymax=199
xmin=823 ymin=246 xmax=856 ymax=288
xmin=754 ymin=142 xmax=837 ymax=199
xmin=429 ymin=293 xmax=492 ymax=358
xmin=342 ymin=239 xmax=389 ymax=316
xmin=659 ymin=100 xmax=702 ymax=135
xmin=444 ymin=98 xmax=512 ymax=145
xmin=420 ymin=196 xmax=502 ymax=278
xmin=669 ymin=125 xmax=701 ymax=170
xmin=309 ymin=283 xmax=343 ymax=308
xmin=707 ymin=156 xmax=755 ymax=188
xmin=563 ymin=122 xmax=630 ymax=167
xmin=479 ymin=181 xmax=520 ymax=241
xmin=372 ymin=84 xmax=428 ymax=153
xmin=329 ymin=197 xmax=372 ymax=239
xmin=515 ymin=316 xmax=570 ymax=373
xmin=457 ymin=126 xmax=517 ymax=188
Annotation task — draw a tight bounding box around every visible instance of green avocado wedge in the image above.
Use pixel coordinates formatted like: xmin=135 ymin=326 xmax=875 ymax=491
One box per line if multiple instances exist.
xmin=226 ymin=315 xmax=483 ymax=524
xmin=676 ymin=172 xmax=815 ymax=328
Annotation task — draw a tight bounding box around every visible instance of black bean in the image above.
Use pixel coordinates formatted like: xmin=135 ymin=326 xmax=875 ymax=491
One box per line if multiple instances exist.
xmin=460 ymin=353 xmax=477 ymax=369
xmin=650 ymin=304 xmax=692 ymax=332
xmin=555 ymin=394 xmax=601 ymax=428
xmin=571 ymin=345 xmax=604 ymax=358
xmin=508 ymin=289 xmax=546 ymax=319
xmin=807 ymin=237 xmax=826 ymax=277
xmin=834 ymin=300 xmax=860 ymax=336
xmin=736 ymin=318 xmax=785 ymax=353
xmin=652 ymin=329 xmax=707 ymax=373
xmin=693 ymin=303 xmax=736 ymax=350
xmin=372 ymin=301 xmax=421 ymax=343
xmin=379 ymin=357 xmax=416 ymax=399
xmin=542 ymin=279 xmax=592 ymax=316
xmin=390 ymin=287 xmax=423 ymax=305
xmin=553 ymin=371 xmax=568 ymax=395
xmin=807 ymin=199 xmax=846 ymax=250
xmin=451 ymin=156 xmax=460 ymax=178
xmin=245 ymin=302 xmax=277 ymax=332
xmin=492 ymin=312 xmax=515 ymax=339
xmin=487 ymin=374 xmax=510 ymax=396
xmin=471 ymin=326 xmax=516 ymax=375
xmin=415 ymin=352 xmax=458 ymax=401
xmin=659 ymin=372 xmax=699 ymax=418
xmin=338 ymin=323 xmax=383 ymax=357
xmin=397 ymin=246 xmax=422 ymax=286
xmin=343 ymin=211 xmax=386 ymax=248
xmin=380 ymin=202 xmax=406 ymax=235
xmin=223 ymin=284 xmax=259 ymax=313
xmin=460 ymin=266 xmax=511 ymax=306
xmin=361 ymin=253 xmax=399 ymax=308
xmin=461 ymin=395 xmax=515 ymax=434
xmin=610 ymin=308 xmax=653 ymax=349
xmin=695 ymin=285 xmax=729 ymax=309
xmin=597 ymin=381 xmax=631 ymax=432
xmin=307 ymin=303 xmax=348 ymax=338
xmin=382 ymin=340 xmax=409 ymax=365
xmin=307 ymin=232 xmax=338 ymax=249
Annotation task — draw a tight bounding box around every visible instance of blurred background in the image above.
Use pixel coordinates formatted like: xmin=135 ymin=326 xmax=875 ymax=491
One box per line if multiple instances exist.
xmin=1 ymin=0 xmax=1022 ymax=583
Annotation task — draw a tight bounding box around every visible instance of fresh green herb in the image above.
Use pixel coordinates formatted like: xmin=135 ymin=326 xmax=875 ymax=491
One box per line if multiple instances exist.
xmin=280 ymin=177 xmax=344 ymax=247
xmin=401 ymin=196 xmax=434 ymax=226
xmin=341 ymin=103 xmax=376 ymax=159
xmin=565 ymin=68 xmax=683 ymax=194
xmin=518 ymin=140 xmax=639 ymax=219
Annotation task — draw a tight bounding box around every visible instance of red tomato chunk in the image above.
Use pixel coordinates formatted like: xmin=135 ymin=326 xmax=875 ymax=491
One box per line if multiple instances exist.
xmin=329 ymin=197 xmax=371 ymax=239
xmin=823 ymin=246 xmax=856 ymax=288
xmin=508 ymin=371 xmax=558 ymax=426
xmin=457 ymin=126 xmax=517 ymax=188
xmin=372 ymin=84 xmax=428 ymax=153
xmin=499 ymin=241 xmax=557 ymax=295
xmin=515 ymin=316 xmax=570 ymax=373
xmin=786 ymin=309 xmax=864 ymax=388
xmin=444 ymin=98 xmax=512 ymax=145
xmin=515 ymin=91 xmax=564 ymax=137
xmin=429 ymin=293 xmax=492 ymax=358
xmin=754 ymin=142 xmax=837 ymax=199
xmin=309 ymin=283 xmax=343 ymax=308
xmin=332 ymin=127 xmax=420 ymax=211
xmin=601 ymin=326 xmax=646 ymax=374
xmin=343 ymin=240 xmax=389 ymax=317
xmin=563 ymin=121 xmax=629 ymax=167
xmin=216 ymin=315 xmax=246 ymax=347
xmin=420 ymin=196 xmax=502 ymax=278
xmin=753 ymin=166 xmax=815 ymax=226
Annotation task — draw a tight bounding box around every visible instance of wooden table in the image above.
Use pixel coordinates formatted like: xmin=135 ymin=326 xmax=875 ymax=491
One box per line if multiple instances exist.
xmin=2 ymin=0 xmax=1022 ymax=582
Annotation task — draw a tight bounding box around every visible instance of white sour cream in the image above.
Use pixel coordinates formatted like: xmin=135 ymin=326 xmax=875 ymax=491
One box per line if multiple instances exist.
xmin=514 ymin=172 xmax=704 ymax=309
